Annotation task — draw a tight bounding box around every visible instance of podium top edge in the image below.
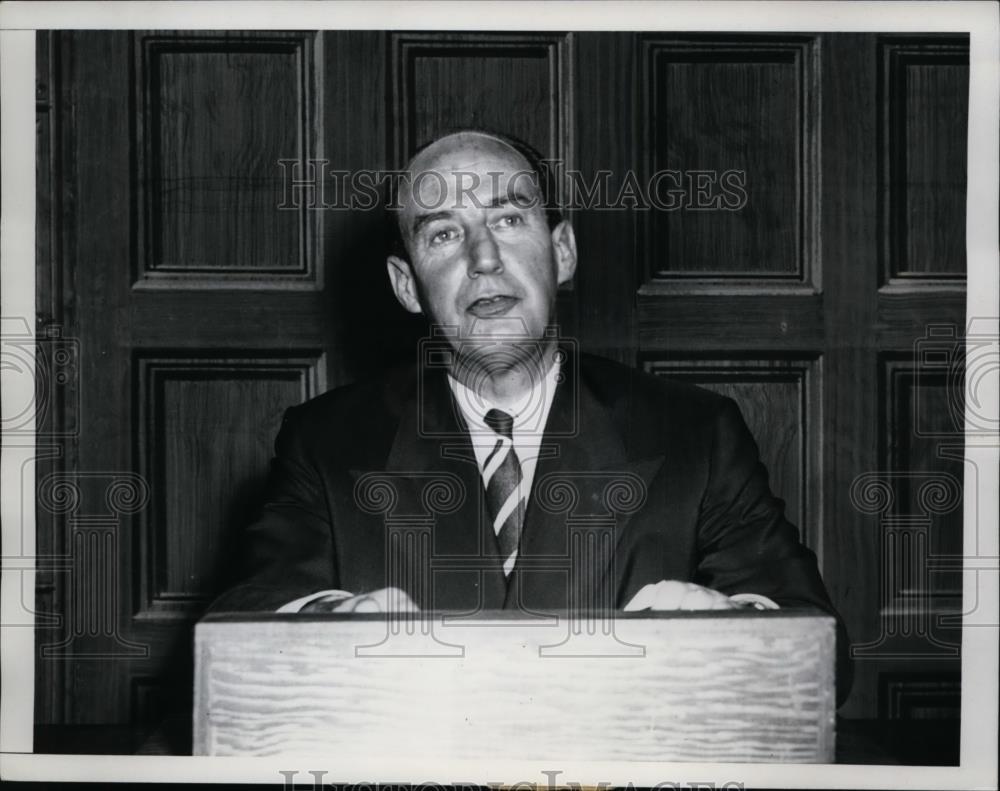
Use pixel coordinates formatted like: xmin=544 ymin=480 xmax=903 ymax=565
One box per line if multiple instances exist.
xmin=197 ymin=608 xmax=835 ymax=624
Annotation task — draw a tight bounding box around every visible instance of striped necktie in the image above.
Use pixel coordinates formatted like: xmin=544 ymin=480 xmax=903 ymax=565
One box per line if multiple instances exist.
xmin=483 ymin=408 xmax=526 ymax=577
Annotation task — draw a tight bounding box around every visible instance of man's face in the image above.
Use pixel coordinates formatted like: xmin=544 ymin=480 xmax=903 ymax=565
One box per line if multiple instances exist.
xmin=386 ymin=133 xmax=577 ymax=351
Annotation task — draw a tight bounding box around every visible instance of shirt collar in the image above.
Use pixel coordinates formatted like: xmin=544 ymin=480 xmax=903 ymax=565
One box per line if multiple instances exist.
xmin=447 ymin=356 xmax=562 ymax=439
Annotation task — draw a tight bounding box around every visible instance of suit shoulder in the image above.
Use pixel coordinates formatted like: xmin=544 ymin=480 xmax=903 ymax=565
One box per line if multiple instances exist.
xmin=580 ymin=353 xmax=732 ymax=419
xmin=286 ymin=364 xmax=414 ymax=422
xmin=579 ymin=353 xmax=755 ymax=473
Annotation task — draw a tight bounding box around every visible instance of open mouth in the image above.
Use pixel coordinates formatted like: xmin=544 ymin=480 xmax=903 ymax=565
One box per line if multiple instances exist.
xmin=467 ymin=295 xmax=520 ymax=317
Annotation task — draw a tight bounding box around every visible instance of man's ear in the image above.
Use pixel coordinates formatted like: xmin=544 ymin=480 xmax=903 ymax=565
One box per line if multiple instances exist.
xmin=386 ymin=256 xmax=423 ymax=314
xmin=551 ymin=220 xmax=578 ymax=285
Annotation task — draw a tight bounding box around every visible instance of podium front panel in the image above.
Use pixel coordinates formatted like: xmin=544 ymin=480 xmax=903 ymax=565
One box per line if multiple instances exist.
xmin=194 ymin=610 xmax=836 ymax=762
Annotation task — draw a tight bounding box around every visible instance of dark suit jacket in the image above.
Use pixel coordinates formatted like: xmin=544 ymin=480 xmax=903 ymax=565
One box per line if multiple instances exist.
xmin=210 ymin=351 xmax=852 ymax=701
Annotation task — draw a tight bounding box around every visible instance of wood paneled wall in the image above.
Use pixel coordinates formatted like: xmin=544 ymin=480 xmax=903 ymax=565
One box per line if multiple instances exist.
xmin=35 ymin=30 xmax=967 ymax=748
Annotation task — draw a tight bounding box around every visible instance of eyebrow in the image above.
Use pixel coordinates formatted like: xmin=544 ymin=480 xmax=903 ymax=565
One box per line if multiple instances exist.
xmin=489 ymin=191 xmax=535 ymax=210
xmin=410 ymin=210 xmax=453 ymax=237
xmin=408 ymin=191 xmax=538 ymax=236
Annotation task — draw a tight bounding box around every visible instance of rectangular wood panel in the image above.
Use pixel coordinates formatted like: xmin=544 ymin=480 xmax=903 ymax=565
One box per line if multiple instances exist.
xmin=880 ymin=37 xmax=969 ymax=282
xmin=135 ymin=32 xmax=320 ymax=284
xmin=391 ymin=33 xmax=572 ymax=167
xmin=136 ymin=356 xmax=321 ymax=618
xmin=879 ymin=672 xmax=961 ymax=719
xmin=640 ymin=36 xmax=818 ymax=286
xmin=881 ymin=356 xmax=964 ymax=600
xmin=644 ymin=357 xmax=819 ymax=551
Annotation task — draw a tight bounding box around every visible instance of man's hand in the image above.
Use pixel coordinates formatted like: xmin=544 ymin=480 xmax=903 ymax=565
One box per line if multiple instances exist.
xmin=624 ymin=580 xmax=738 ymax=611
xmin=300 ymin=586 xmax=419 ymax=613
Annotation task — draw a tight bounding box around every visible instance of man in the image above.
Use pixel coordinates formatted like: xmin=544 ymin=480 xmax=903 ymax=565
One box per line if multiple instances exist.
xmin=210 ymin=129 xmax=851 ymax=699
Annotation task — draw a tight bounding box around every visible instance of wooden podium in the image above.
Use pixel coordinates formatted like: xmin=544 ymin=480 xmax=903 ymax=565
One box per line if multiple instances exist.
xmin=194 ymin=610 xmax=836 ymax=762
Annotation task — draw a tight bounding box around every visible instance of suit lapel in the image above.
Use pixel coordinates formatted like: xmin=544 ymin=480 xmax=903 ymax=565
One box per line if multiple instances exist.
xmin=505 ymin=352 xmax=665 ymax=613
xmin=375 ymin=368 xmax=507 ymax=611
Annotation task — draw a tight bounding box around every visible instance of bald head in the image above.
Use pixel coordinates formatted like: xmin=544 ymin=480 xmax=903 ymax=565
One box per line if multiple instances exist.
xmin=409 ymin=130 xmax=532 ymax=174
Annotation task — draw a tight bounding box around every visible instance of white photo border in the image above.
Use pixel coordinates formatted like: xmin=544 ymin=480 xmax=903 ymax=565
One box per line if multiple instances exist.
xmin=2 ymin=2 xmax=997 ymax=787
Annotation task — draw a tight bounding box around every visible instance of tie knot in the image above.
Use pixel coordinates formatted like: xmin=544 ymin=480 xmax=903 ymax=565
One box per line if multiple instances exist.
xmin=484 ymin=408 xmax=515 ymax=440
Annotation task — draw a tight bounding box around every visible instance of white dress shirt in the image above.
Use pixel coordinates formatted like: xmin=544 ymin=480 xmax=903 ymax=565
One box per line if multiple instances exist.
xmin=447 ymin=358 xmax=560 ymax=505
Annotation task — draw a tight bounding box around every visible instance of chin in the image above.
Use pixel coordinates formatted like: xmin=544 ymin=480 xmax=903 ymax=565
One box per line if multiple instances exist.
xmin=461 ymin=314 xmax=542 ymax=340
xmin=454 ymin=334 xmax=546 ymax=378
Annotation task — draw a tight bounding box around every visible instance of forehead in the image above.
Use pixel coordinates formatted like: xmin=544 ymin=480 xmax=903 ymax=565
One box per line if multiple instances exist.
xmin=400 ymin=133 xmax=539 ymax=212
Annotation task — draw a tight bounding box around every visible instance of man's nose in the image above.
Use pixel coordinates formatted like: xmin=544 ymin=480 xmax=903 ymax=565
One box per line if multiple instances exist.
xmin=465 ymin=228 xmax=503 ymax=277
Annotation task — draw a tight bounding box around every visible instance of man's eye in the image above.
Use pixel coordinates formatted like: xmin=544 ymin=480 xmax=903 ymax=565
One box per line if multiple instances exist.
xmin=496 ymin=214 xmax=523 ymax=228
xmin=430 ymin=228 xmax=457 ymax=244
